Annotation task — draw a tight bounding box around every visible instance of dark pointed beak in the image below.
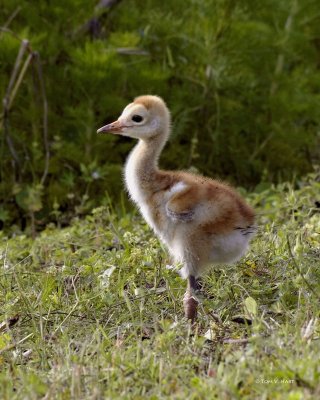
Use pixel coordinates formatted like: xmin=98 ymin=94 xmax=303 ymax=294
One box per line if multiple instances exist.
xmin=97 ymin=120 xmax=124 ymax=134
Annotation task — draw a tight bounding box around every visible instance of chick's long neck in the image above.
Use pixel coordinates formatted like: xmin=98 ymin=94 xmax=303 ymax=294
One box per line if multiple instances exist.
xmin=125 ymin=129 xmax=169 ymax=197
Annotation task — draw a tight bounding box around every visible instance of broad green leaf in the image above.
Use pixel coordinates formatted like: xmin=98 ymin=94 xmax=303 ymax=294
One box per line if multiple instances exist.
xmin=244 ymin=296 xmax=258 ymax=317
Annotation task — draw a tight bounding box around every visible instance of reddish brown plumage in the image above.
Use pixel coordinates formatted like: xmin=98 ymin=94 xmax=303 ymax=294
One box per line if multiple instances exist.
xmin=143 ymin=169 xmax=255 ymax=237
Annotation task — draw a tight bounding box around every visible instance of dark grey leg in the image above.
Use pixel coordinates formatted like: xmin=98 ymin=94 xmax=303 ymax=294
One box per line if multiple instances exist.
xmin=189 ymin=275 xmax=200 ymax=292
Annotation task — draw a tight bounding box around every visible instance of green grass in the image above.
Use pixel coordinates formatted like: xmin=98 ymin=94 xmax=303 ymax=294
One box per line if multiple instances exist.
xmin=0 ymin=172 xmax=320 ymax=399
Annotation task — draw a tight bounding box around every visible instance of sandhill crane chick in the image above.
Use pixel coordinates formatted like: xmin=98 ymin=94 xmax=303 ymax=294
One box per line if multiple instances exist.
xmin=97 ymin=95 xmax=255 ymax=322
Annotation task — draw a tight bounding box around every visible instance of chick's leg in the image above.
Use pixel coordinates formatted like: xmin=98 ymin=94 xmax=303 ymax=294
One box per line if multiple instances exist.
xmin=183 ymin=275 xmax=199 ymax=322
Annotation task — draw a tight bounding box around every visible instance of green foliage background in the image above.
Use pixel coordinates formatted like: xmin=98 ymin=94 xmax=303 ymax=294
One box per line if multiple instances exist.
xmin=1 ymin=0 xmax=319 ymax=229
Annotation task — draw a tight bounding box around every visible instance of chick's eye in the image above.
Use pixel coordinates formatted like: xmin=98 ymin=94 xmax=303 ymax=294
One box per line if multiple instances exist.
xmin=132 ymin=114 xmax=143 ymax=123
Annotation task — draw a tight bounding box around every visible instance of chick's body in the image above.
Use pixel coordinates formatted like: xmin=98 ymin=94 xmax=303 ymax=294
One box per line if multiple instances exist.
xmin=125 ymin=162 xmax=255 ymax=279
